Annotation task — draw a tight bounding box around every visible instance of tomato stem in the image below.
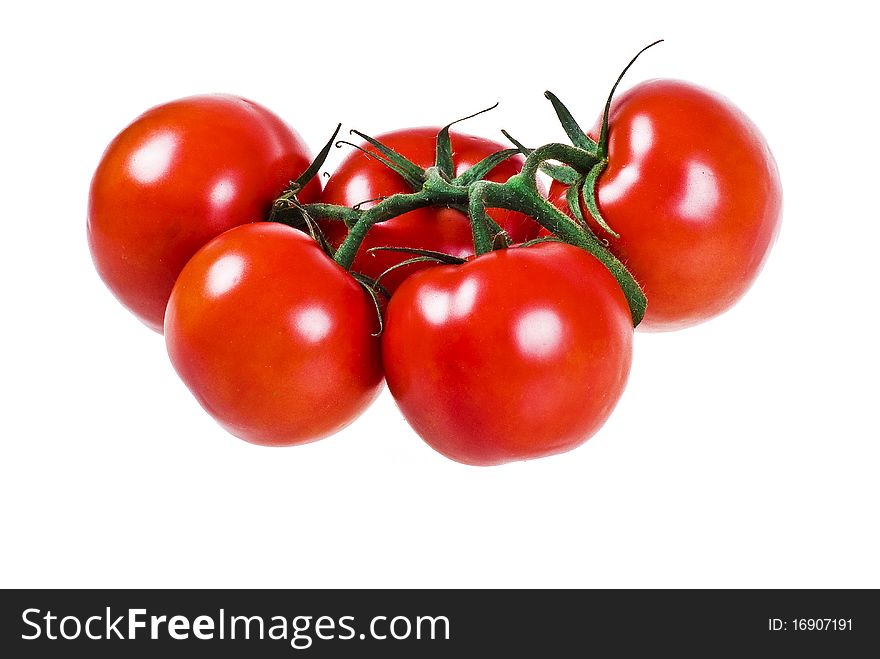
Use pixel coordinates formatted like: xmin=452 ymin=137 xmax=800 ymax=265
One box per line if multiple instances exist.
xmin=466 ymin=186 xmax=495 ymax=256
xmin=329 ymin=168 xmax=467 ymax=270
xmin=298 ymin=145 xmax=646 ymax=325
xmin=519 ymin=143 xmax=599 ymax=184
xmin=472 ymin=176 xmax=646 ymax=325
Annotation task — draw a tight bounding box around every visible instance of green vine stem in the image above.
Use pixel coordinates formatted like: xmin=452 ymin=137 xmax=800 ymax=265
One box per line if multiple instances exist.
xmin=284 ymin=143 xmax=646 ymax=325
xmin=473 ymin=176 xmax=646 ymax=325
xmin=330 ymin=168 xmax=465 ymax=270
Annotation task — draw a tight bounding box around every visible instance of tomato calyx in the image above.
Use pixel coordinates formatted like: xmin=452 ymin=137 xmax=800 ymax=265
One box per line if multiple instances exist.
xmin=505 ymin=40 xmax=665 ymax=242
xmin=341 ymin=112 xmax=523 ymax=249
xmin=348 ymin=271 xmax=388 ymax=337
xmin=342 ymin=130 xmax=428 ymax=191
xmin=270 ymin=123 xmax=353 ymax=255
xmin=367 ymin=245 xmax=467 ymax=265
xmin=367 ymin=246 xmax=467 ymax=290
xmin=271 ymin=117 xmax=519 ymax=255
xmin=273 ymin=123 xmax=342 ymax=213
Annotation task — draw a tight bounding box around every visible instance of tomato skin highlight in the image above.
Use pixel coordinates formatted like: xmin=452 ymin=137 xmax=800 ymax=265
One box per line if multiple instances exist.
xmin=88 ymin=94 xmax=320 ymax=333
xmin=164 ymin=223 xmax=383 ymax=446
xmin=382 ymin=242 xmax=633 ymax=466
xmin=320 ymin=127 xmax=541 ymax=292
xmin=548 ymin=79 xmax=782 ymax=331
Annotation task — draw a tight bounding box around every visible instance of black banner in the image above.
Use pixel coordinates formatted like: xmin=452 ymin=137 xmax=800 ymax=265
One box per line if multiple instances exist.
xmin=1 ymin=589 xmax=876 ymax=657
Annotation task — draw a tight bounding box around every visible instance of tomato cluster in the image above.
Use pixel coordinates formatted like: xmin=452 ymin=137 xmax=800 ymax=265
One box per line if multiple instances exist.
xmin=88 ymin=49 xmax=781 ymax=466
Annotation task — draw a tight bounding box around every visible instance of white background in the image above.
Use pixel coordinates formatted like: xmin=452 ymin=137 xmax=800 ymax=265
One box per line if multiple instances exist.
xmin=2 ymin=1 xmax=877 ymax=588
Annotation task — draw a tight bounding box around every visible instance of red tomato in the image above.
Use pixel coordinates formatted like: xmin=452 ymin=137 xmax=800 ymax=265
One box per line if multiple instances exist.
xmin=165 ymin=223 xmax=383 ymax=446
xmin=88 ymin=95 xmax=320 ymax=333
xmin=547 ymin=80 xmax=782 ymax=331
xmin=382 ymin=242 xmax=633 ymax=466
xmin=320 ymin=127 xmax=541 ymax=292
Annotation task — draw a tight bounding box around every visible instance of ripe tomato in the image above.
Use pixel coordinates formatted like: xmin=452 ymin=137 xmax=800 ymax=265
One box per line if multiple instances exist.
xmin=547 ymin=80 xmax=782 ymax=331
xmin=88 ymin=94 xmax=320 ymax=333
xmin=320 ymin=127 xmax=541 ymax=292
xmin=165 ymin=223 xmax=383 ymax=446
xmin=382 ymin=242 xmax=633 ymax=466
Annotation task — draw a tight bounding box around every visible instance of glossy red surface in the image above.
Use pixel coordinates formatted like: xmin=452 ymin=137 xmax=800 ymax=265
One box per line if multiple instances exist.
xmin=165 ymin=223 xmax=383 ymax=446
xmin=88 ymin=94 xmax=320 ymax=332
xmin=382 ymin=242 xmax=633 ymax=466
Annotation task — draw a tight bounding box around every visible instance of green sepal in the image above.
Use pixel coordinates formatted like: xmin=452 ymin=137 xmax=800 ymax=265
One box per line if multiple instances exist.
xmin=291 ymin=123 xmax=341 ymax=194
xmin=350 ymin=271 xmax=390 ymax=299
xmin=566 ymin=175 xmax=588 ymax=228
xmin=501 ymin=130 xmax=580 ymax=184
xmin=298 ymin=202 xmax=361 ymax=229
xmin=268 ymin=202 xmax=306 ymax=226
xmin=366 ymin=246 xmax=466 ymax=264
xmin=543 ymin=163 xmax=580 ymax=186
xmin=626 ymin=282 xmax=647 ymax=327
xmin=582 ymin=163 xmax=618 ymax=238
xmin=374 ymin=256 xmax=460 ymax=290
xmin=435 ymin=103 xmax=500 ymax=180
xmin=350 ymin=273 xmax=386 ymax=337
xmin=516 ymin=236 xmax=564 ymax=249
xmin=435 ymin=128 xmax=455 ymax=181
xmin=544 ymin=91 xmax=598 ymax=155
xmin=271 ymin=202 xmax=337 ymax=258
xmin=349 ymin=130 xmax=427 ymax=190
xmin=598 ymin=39 xmax=663 ymax=158
xmin=269 ymin=124 xmax=342 ymax=223
xmin=454 ymin=149 xmax=521 ymax=187
xmin=302 ymin=212 xmax=336 ymax=258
